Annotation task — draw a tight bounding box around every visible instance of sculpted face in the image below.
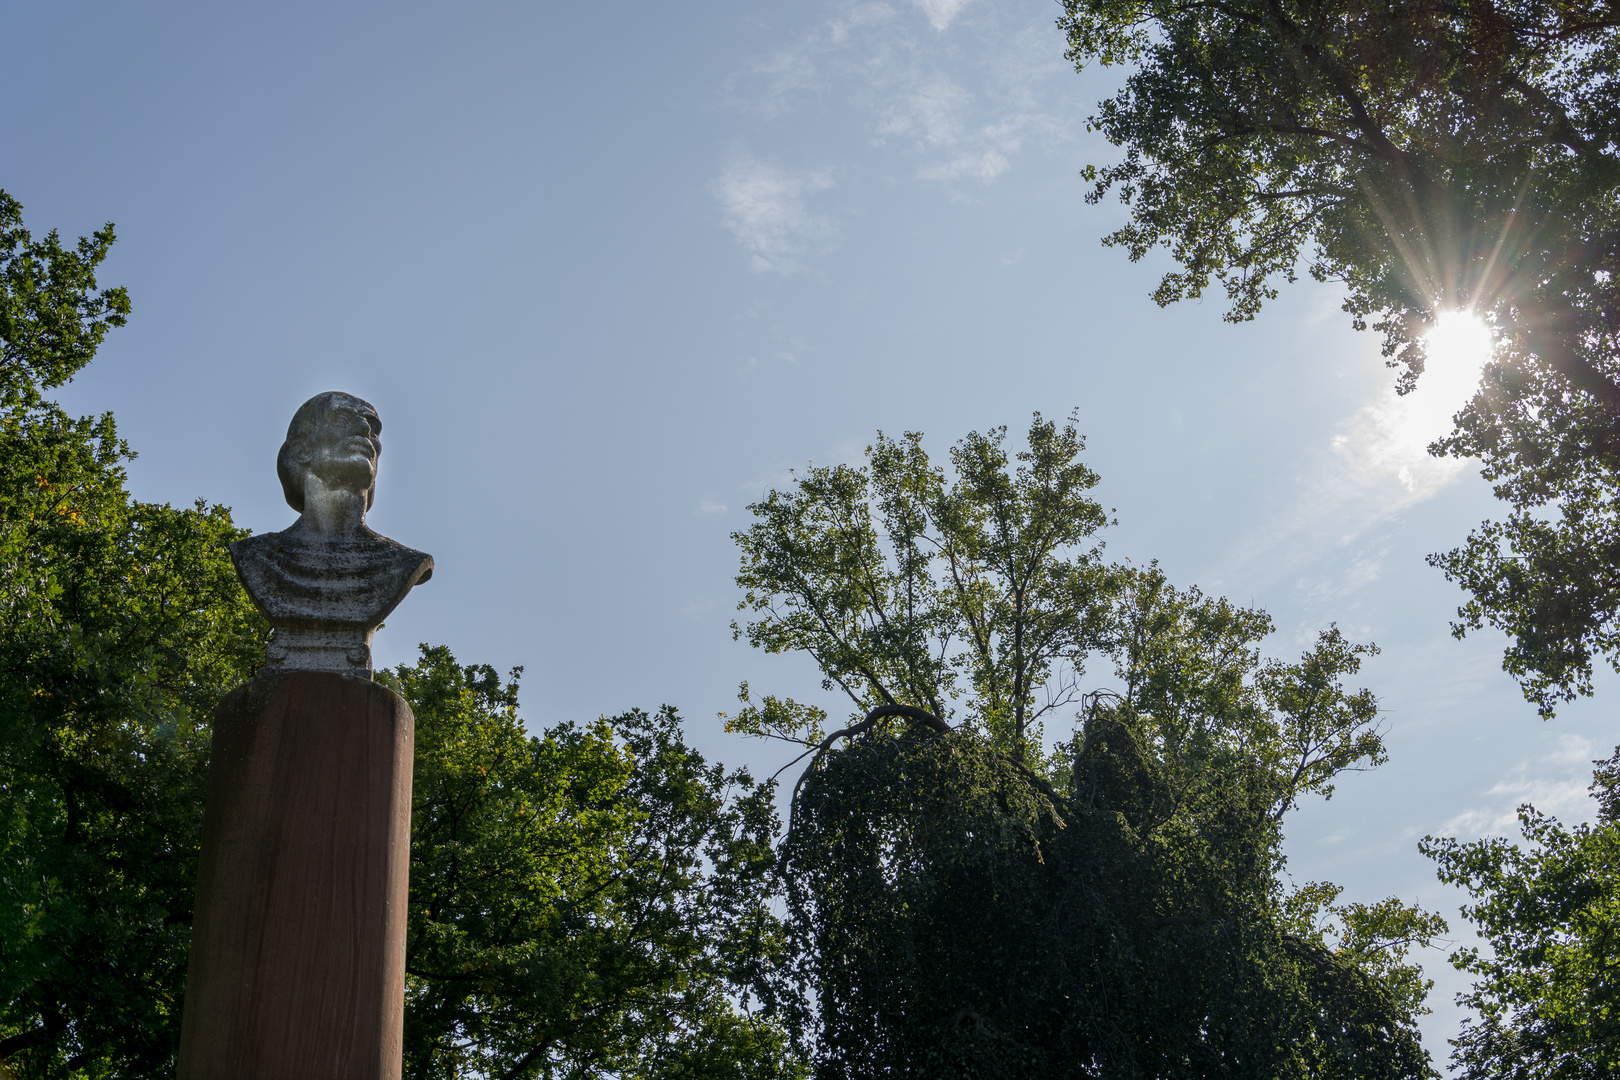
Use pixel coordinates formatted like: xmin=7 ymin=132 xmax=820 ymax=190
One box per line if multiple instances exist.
xmin=302 ymin=396 xmax=381 ymax=497
xmin=277 ymin=391 xmax=383 ymax=514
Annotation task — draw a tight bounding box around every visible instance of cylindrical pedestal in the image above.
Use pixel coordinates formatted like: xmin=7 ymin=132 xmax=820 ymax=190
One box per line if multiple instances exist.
xmin=177 ymin=671 xmax=414 ymax=1080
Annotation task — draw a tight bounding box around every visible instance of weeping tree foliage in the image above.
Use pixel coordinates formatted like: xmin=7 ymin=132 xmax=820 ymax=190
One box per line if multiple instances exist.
xmin=730 ymin=415 xmax=1443 ymax=1078
xmin=1059 ymin=0 xmax=1620 ymax=715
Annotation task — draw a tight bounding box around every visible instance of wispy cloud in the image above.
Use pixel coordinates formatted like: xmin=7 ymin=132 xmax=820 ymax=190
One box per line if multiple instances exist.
xmin=1217 ymin=314 xmax=1494 ymax=598
xmin=682 ymin=599 xmax=720 ymax=621
xmin=913 ymin=0 xmax=977 ymax=30
xmin=919 ymin=148 xmax=1010 ymax=183
xmin=698 ymin=499 xmax=728 ymax=515
xmin=726 ymin=0 xmax=1078 ymax=193
xmin=712 ymin=150 xmax=836 ymax=274
xmin=876 ymin=74 xmax=973 ymax=147
xmin=1441 ymin=734 xmax=1601 ymax=838
xmin=871 ymin=75 xmax=1034 ymax=184
xmin=733 ymin=3 xmax=898 ymax=121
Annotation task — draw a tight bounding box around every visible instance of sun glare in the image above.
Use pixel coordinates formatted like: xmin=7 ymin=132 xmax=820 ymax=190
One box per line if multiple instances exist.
xmin=1397 ymin=310 xmax=1496 ymax=450
xmin=1425 ymin=311 xmax=1495 ymax=394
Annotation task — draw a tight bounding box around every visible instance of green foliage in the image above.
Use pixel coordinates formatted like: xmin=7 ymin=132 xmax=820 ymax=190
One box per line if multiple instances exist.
xmin=0 ymin=193 xmax=269 ymax=1077
xmin=779 ymin=713 xmax=1436 ymax=1078
xmin=733 ymin=413 xmax=1112 ymax=766
xmin=734 ymin=418 xmax=1440 ymax=1077
xmin=1281 ymin=882 xmax=1451 ymax=1022
xmin=1423 ymin=748 xmax=1620 ymax=1079
xmin=0 ymin=190 xmax=797 ymax=1080
xmin=0 ymin=464 xmax=266 ymax=1078
xmin=1105 ymin=568 xmax=1387 ymax=816
xmin=1058 ymin=0 xmax=1620 ymax=714
xmin=393 ymin=645 xmax=799 ymax=1080
xmin=0 ymin=192 xmax=129 ymax=411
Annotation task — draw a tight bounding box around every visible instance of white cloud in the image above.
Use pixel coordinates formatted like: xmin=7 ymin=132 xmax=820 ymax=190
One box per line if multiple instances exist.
xmin=878 ymin=75 xmax=972 ymax=146
xmin=1441 ymin=734 xmax=1600 ymax=838
xmin=876 ymin=78 xmax=1037 ymax=186
xmin=728 ymin=3 xmax=898 ymax=119
xmin=1217 ymin=313 xmax=1495 ymax=596
xmin=724 ymin=0 xmax=1078 ymax=193
xmin=913 ymin=0 xmax=976 ymax=30
xmin=744 ymin=47 xmax=828 ymax=120
xmin=682 ymin=599 xmax=719 ymax=621
xmin=699 ymin=499 xmax=728 ymax=515
xmin=919 ymin=148 xmax=1009 ymax=182
xmin=1294 ymin=536 xmax=1394 ymax=608
xmin=712 ymin=151 xmax=835 ymax=274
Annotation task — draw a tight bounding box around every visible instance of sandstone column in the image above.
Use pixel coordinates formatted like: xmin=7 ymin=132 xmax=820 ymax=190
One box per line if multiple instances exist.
xmin=177 ymin=673 xmax=413 ymax=1079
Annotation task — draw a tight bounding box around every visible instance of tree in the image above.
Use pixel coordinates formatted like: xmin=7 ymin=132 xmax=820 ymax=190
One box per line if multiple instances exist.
xmin=1058 ymin=0 xmax=1620 ymax=714
xmin=1421 ymin=747 xmax=1620 ymax=1079
xmin=0 ymin=193 xmax=268 ymax=1077
xmin=393 ymin=645 xmax=800 ymax=1080
xmin=732 ymin=414 xmax=1112 ymax=767
xmin=0 ymin=191 xmax=129 ymax=412
xmin=0 ymin=191 xmax=799 ymax=1080
xmin=730 ymin=416 xmax=1442 ymax=1077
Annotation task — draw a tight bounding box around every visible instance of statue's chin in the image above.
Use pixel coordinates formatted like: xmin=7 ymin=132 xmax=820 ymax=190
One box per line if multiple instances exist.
xmin=310 ymin=459 xmax=376 ymax=497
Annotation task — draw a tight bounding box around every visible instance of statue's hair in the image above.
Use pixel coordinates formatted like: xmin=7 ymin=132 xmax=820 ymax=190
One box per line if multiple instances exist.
xmin=277 ymin=391 xmax=378 ymax=512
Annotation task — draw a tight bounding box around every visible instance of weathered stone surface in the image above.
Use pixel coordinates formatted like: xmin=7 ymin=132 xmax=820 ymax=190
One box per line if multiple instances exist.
xmin=230 ymin=392 xmax=431 ymax=677
xmin=176 ymin=671 xmax=413 ymax=1080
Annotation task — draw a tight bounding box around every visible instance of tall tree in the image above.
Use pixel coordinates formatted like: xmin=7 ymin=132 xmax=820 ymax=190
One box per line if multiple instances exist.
xmin=733 ymin=414 xmax=1111 ymax=766
xmin=394 ymin=645 xmax=798 ymax=1080
xmin=1058 ymin=0 xmax=1620 ymax=714
xmin=1422 ymin=747 xmax=1620 ymax=1079
xmin=730 ymin=417 xmax=1442 ymax=1077
xmin=0 ymin=193 xmax=268 ymax=1077
xmin=0 ymin=192 xmax=799 ymax=1080
xmin=0 ymin=192 xmax=129 ymax=412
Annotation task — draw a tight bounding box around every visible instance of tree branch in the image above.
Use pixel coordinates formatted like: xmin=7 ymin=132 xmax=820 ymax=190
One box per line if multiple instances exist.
xmin=781 ymin=703 xmax=952 ymax=842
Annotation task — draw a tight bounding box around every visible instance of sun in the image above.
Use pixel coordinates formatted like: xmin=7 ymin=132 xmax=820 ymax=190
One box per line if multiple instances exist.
xmin=1398 ymin=310 xmax=1496 ymax=449
xmin=1424 ymin=311 xmax=1495 ymax=394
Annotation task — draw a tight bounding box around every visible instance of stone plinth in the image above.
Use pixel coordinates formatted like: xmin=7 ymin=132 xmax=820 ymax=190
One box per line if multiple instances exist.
xmin=176 ymin=671 xmax=414 ymax=1080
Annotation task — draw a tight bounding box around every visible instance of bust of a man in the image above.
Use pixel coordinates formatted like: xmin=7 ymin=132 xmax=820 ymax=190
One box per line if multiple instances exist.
xmin=231 ymin=391 xmax=433 ymax=678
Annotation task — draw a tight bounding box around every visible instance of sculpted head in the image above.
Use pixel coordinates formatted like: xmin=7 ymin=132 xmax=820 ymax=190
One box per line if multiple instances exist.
xmin=277 ymin=392 xmax=382 ymax=514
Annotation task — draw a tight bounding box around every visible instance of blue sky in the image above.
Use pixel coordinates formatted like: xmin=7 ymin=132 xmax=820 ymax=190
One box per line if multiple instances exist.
xmin=4 ymin=0 xmax=1613 ymax=1059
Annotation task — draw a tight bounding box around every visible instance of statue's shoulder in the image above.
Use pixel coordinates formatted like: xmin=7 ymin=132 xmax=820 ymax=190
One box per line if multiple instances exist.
xmin=367 ymin=531 xmax=434 ymax=585
xmin=230 ymin=531 xmax=283 ymax=561
xmin=229 ymin=531 xmax=293 ymax=580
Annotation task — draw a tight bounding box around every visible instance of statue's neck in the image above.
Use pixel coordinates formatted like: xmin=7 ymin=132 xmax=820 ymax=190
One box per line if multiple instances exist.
xmin=292 ymin=475 xmax=370 ymax=539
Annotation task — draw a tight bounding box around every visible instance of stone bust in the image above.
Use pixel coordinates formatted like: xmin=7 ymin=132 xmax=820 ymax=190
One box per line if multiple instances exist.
xmin=231 ymin=391 xmax=433 ymax=678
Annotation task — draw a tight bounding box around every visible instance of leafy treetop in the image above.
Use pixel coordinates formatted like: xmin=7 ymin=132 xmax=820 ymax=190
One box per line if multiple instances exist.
xmin=730 ymin=415 xmax=1443 ymax=1076
xmin=1059 ymin=0 xmax=1620 ymax=714
xmin=0 ymin=192 xmax=129 ymax=411
xmin=1423 ymin=746 xmax=1620 ymax=1079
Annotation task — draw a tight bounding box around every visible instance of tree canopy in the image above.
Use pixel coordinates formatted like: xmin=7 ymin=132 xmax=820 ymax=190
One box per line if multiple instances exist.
xmin=731 ymin=416 xmax=1442 ymax=1077
xmin=0 ymin=192 xmax=128 ymax=412
xmin=1422 ymin=747 xmax=1620 ymax=1079
xmin=394 ymin=646 xmax=796 ymax=1080
xmin=1059 ymin=0 xmax=1620 ymax=714
xmin=732 ymin=415 xmax=1111 ymax=768
xmin=0 ymin=192 xmax=799 ymax=1080
xmin=0 ymin=192 xmax=262 ymax=1077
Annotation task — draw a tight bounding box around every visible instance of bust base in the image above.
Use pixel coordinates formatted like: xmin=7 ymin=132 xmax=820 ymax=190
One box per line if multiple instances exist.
xmin=265 ymin=626 xmax=374 ymax=678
